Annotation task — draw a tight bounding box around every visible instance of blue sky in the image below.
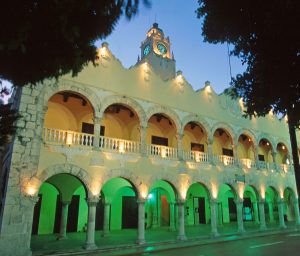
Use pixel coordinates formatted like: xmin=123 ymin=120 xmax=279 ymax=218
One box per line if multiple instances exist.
xmin=96 ymin=0 xmax=246 ymax=94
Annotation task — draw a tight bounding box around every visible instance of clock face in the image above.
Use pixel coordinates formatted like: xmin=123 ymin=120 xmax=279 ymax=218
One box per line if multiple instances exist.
xmin=143 ymin=45 xmax=150 ymax=56
xmin=157 ymin=42 xmax=167 ymax=54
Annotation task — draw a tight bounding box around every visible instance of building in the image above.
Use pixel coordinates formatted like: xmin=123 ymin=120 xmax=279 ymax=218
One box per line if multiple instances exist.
xmin=1 ymin=23 xmax=300 ymax=256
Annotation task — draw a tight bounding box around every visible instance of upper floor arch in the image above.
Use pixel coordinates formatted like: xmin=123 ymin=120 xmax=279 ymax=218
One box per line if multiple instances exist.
xmin=210 ymin=122 xmax=235 ymax=144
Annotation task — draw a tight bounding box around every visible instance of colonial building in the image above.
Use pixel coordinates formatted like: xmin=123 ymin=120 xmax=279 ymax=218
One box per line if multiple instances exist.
xmin=1 ymin=23 xmax=300 ymax=256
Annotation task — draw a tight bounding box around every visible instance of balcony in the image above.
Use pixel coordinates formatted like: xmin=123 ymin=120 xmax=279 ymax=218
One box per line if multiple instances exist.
xmin=43 ymin=128 xmax=293 ymax=175
xmin=147 ymin=144 xmax=178 ymax=159
xmin=183 ymin=150 xmax=209 ymax=163
xmin=44 ymin=128 xmax=94 ymax=147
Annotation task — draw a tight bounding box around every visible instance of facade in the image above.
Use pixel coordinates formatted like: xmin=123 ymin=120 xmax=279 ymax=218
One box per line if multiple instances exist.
xmin=1 ymin=23 xmax=300 ymax=256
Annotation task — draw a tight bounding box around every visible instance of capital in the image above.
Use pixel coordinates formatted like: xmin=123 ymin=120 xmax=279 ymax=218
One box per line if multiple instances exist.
xmin=86 ymin=196 xmax=100 ymax=206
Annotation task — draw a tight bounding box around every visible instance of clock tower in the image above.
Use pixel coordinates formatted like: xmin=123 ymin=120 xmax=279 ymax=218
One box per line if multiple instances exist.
xmin=138 ymin=23 xmax=176 ymax=80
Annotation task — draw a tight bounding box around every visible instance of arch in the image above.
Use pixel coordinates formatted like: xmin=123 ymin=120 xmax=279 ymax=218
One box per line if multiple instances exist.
xmin=243 ymin=184 xmax=260 ymax=201
xmin=42 ymin=80 xmax=101 ymax=117
xmin=257 ymin=133 xmax=275 ymax=150
xmin=218 ymin=183 xmax=238 ymax=199
xmin=236 ymin=128 xmax=258 ymax=147
xmin=284 ymin=187 xmax=296 ymax=201
xmin=210 ymin=122 xmax=236 ymax=143
xmin=186 ymin=181 xmax=212 ymax=199
xmin=146 ymin=105 xmax=181 ymax=133
xmin=148 ymin=174 xmax=179 ymax=198
xmin=101 ymin=168 xmax=144 ymax=197
xmin=276 ymin=140 xmax=291 ymax=154
xmin=265 ymin=186 xmax=279 ymax=201
xmin=35 ymin=164 xmax=93 ymax=196
xmin=100 ymin=95 xmax=147 ymax=126
xmin=181 ymin=114 xmax=211 ymax=136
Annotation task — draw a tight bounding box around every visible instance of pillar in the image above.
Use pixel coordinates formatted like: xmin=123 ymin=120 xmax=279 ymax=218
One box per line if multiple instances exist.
xmin=57 ymin=201 xmax=70 ymax=240
xmin=177 ymin=133 xmax=184 ymax=160
xmin=277 ymin=198 xmax=287 ymax=229
xmin=271 ymin=151 xmax=278 ymax=171
xmin=177 ymin=199 xmax=187 ymax=240
xmin=294 ymin=199 xmax=300 ymax=225
xmin=169 ymin=201 xmax=176 ymax=231
xmin=258 ymin=200 xmax=267 ymax=230
xmin=236 ymin=199 xmax=245 ymax=233
xmin=136 ymin=199 xmax=146 ymax=244
xmin=210 ymin=199 xmax=219 ymax=237
xmin=83 ymin=197 xmax=99 ymax=250
xmin=140 ymin=125 xmax=147 ymax=156
xmin=268 ymin=202 xmax=275 ymax=223
xmin=232 ymin=144 xmax=238 ymax=166
xmin=102 ymin=202 xmax=111 ymax=237
xmin=218 ymin=202 xmax=223 ymax=225
xmin=207 ymin=139 xmax=214 ymax=164
xmin=253 ymin=201 xmax=260 ymax=224
xmin=93 ymin=116 xmax=102 ymax=149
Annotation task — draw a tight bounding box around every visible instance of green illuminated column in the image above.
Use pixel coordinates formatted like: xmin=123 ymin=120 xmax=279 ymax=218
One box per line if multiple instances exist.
xmin=93 ymin=116 xmax=102 ymax=149
xmin=177 ymin=199 xmax=187 ymax=240
xmin=210 ymin=199 xmax=219 ymax=237
xmin=140 ymin=125 xmax=147 ymax=156
xmin=57 ymin=201 xmax=70 ymax=240
xmin=236 ymin=199 xmax=245 ymax=233
xmin=169 ymin=201 xmax=176 ymax=231
xmin=102 ymin=202 xmax=111 ymax=237
xmin=293 ymin=199 xmax=300 ymax=225
xmin=258 ymin=199 xmax=267 ymax=230
xmin=268 ymin=202 xmax=275 ymax=223
xmin=83 ymin=197 xmax=99 ymax=250
xmin=277 ymin=198 xmax=287 ymax=229
xmin=137 ymin=199 xmax=146 ymax=244
xmin=253 ymin=201 xmax=259 ymax=224
xmin=218 ymin=202 xmax=223 ymax=225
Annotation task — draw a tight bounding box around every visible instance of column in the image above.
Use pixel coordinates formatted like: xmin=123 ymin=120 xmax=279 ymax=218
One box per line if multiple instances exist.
xmin=169 ymin=201 xmax=176 ymax=231
xmin=177 ymin=199 xmax=187 ymax=240
xmin=218 ymin=202 xmax=223 ymax=225
xmin=294 ymin=199 xmax=300 ymax=225
xmin=236 ymin=199 xmax=245 ymax=233
xmin=277 ymin=198 xmax=287 ymax=229
xmin=83 ymin=197 xmax=99 ymax=250
xmin=140 ymin=125 xmax=147 ymax=156
xmin=93 ymin=116 xmax=102 ymax=149
xmin=57 ymin=201 xmax=70 ymax=240
xmin=232 ymin=144 xmax=238 ymax=166
xmin=210 ymin=199 xmax=219 ymax=237
xmin=177 ymin=133 xmax=184 ymax=160
xmin=207 ymin=139 xmax=214 ymax=164
xmin=271 ymin=151 xmax=278 ymax=171
xmin=253 ymin=201 xmax=260 ymax=224
xmin=102 ymin=202 xmax=111 ymax=237
xmin=258 ymin=200 xmax=267 ymax=230
xmin=268 ymin=202 xmax=275 ymax=223
xmin=136 ymin=199 xmax=146 ymax=244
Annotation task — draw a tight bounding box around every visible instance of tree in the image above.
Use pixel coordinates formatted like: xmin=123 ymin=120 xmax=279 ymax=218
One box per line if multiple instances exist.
xmin=0 ymin=0 xmax=149 ymax=147
xmin=197 ymin=0 xmax=300 ymax=201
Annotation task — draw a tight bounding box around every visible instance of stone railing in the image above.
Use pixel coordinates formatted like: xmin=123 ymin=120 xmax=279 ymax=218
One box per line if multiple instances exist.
xmin=239 ymin=158 xmax=256 ymax=169
xmin=183 ymin=150 xmax=209 ymax=163
xmin=43 ymin=128 xmax=94 ymax=146
xmin=147 ymin=144 xmax=178 ymax=159
xmin=99 ymin=136 xmax=140 ymax=154
xmin=43 ymin=128 xmax=293 ymax=174
xmin=216 ymin=155 xmax=235 ymax=166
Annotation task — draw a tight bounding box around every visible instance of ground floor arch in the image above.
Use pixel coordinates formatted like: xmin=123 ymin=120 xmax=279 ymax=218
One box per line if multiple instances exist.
xmin=31 ymin=172 xmax=88 ymax=251
xmin=146 ymin=180 xmax=177 ymax=230
xmin=265 ymin=186 xmax=280 ymax=225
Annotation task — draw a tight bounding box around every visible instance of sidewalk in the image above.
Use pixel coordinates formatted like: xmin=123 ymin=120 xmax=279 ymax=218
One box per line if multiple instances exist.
xmin=32 ymin=222 xmax=298 ymax=256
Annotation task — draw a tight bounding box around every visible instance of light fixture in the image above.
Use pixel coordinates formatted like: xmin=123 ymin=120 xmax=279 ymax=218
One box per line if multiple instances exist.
xmin=148 ymin=193 xmax=153 ymax=199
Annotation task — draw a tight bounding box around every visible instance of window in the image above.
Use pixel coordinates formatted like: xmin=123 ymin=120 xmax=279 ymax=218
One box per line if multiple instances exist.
xmin=222 ymin=148 xmax=233 ymax=156
xmin=151 ymin=136 xmax=168 ymax=146
xmin=258 ymin=154 xmax=265 ymax=161
xmin=82 ymin=123 xmax=105 ymax=136
xmin=191 ymin=143 xmax=204 ymax=152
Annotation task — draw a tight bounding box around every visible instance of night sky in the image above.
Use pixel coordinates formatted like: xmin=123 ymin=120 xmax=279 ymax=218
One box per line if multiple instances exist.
xmin=96 ymin=0 xmax=246 ymax=94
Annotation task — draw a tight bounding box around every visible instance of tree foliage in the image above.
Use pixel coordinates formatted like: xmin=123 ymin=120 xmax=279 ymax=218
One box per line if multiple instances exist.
xmin=0 ymin=0 xmax=149 ymax=148
xmin=198 ymin=0 xmax=299 ymax=125
xmin=198 ymin=0 xmax=300 ymax=201
xmin=0 ymin=0 xmax=149 ymax=87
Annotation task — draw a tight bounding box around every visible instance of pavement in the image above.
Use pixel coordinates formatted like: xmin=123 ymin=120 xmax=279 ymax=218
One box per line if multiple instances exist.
xmin=31 ymin=222 xmax=299 ymax=256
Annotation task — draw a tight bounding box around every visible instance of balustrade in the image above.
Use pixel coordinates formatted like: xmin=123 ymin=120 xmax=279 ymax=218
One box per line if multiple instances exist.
xmin=147 ymin=144 xmax=178 ymax=159
xmin=183 ymin=150 xmax=209 ymax=163
xmin=43 ymin=128 xmax=94 ymax=147
xmin=99 ymin=136 xmax=140 ymax=153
